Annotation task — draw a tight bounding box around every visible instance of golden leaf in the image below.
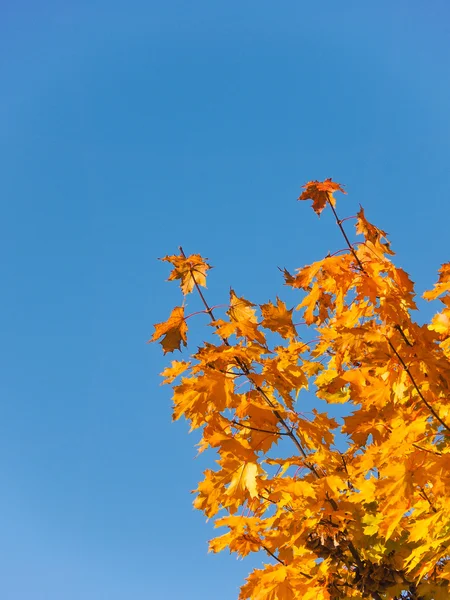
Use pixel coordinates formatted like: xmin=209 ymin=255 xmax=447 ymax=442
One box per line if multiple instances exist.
xmin=226 ymin=462 xmax=259 ymax=499
xmin=228 ymin=289 xmax=258 ymax=323
xmin=260 ymin=298 xmax=297 ymax=339
xmin=150 ymin=306 xmax=187 ymax=354
xmin=160 ymin=360 xmax=191 ymax=384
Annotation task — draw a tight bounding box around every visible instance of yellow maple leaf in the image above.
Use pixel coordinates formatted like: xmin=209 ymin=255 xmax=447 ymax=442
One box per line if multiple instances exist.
xmin=362 ymin=512 xmax=383 ymax=536
xmin=228 ymin=290 xmax=258 ymax=323
xmin=150 ymin=306 xmax=187 ymax=354
xmin=226 ymin=462 xmax=259 ymax=499
xmin=160 ymin=360 xmax=191 ymax=384
xmin=429 ymin=311 xmax=450 ymax=335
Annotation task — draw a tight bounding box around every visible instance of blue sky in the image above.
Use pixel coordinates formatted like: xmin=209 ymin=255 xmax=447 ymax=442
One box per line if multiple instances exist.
xmin=1 ymin=1 xmax=450 ymax=598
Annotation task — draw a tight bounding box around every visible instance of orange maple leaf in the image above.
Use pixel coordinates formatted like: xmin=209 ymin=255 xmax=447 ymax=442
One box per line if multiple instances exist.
xmin=355 ymin=206 xmax=394 ymax=255
xmin=227 ymin=290 xmax=266 ymax=344
xmin=260 ymin=298 xmax=297 ymax=340
xmin=298 ymin=178 xmax=346 ymax=216
xmin=150 ymin=306 xmax=187 ymax=354
xmin=161 ymin=253 xmax=211 ymax=295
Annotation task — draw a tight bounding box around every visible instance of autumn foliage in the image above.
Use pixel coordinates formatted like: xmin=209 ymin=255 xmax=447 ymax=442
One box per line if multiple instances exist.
xmin=151 ymin=180 xmax=450 ymax=600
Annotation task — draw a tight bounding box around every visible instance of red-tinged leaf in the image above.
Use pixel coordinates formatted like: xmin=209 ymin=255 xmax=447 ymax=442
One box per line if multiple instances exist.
xmin=299 ymin=178 xmax=346 ymax=215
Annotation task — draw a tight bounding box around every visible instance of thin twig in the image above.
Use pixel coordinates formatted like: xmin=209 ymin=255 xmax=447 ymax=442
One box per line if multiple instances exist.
xmin=419 ymin=486 xmax=437 ymax=514
xmin=326 ymin=195 xmax=365 ymax=272
xmin=394 ymin=324 xmax=413 ymax=347
xmin=412 ymin=442 xmax=442 ymax=456
xmin=231 ymin=420 xmax=291 ymax=436
xmin=185 ymin=304 xmax=230 ymax=320
xmin=261 ymin=544 xmax=285 ymax=565
xmin=339 ymin=215 xmax=358 ymax=224
xmin=260 ymin=490 xmax=294 ymax=513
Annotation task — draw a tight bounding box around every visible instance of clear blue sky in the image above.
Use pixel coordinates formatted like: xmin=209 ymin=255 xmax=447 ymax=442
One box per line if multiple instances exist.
xmin=1 ymin=2 xmax=449 ymax=599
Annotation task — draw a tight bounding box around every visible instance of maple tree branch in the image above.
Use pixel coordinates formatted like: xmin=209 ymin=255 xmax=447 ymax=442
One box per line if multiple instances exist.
xmin=326 ymin=196 xmax=365 ymax=272
xmin=261 ymin=490 xmax=294 ymax=513
xmin=418 ymin=486 xmax=437 ymax=513
xmin=387 ymin=338 xmax=450 ymax=433
xmin=338 ymin=451 xmax=354 ymax=490
xmin=231 ymin=420 xmax=291 ymax=436
xmin=328 ymin=248 xmax=353 ymax=258
xmin=261 ymin=544 xmax=285 ymax=566
xmin=412 ymin=442 xmax=442 ymax=456
xmin=394 ymin=324 xmax=413 ymax=347
xmin=179 ymin=246 xmax=215 ymax=319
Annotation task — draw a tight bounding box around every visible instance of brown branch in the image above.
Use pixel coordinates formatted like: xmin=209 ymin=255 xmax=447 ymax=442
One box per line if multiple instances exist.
xmin=339 ymin=452 xmax=349 ymax=477
xmin=326 ymin=195 xmax=366 ymax=272
xmin=419 ymin=486 xmax=438 ymax=514
xmin=394 ymin=324 xmax=413 ymax=347
xmin=261 ymin=544 xmax=285 ymax=565
xmin=231 ymin=420 xmax=291 ymax=436
xmin=261 ymin=490 xmax=294 ymax=513
xmin=412 ymin=443 xmax=442 ymax=456
xmin=338 ymin=451 xmax=354 ymax=490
